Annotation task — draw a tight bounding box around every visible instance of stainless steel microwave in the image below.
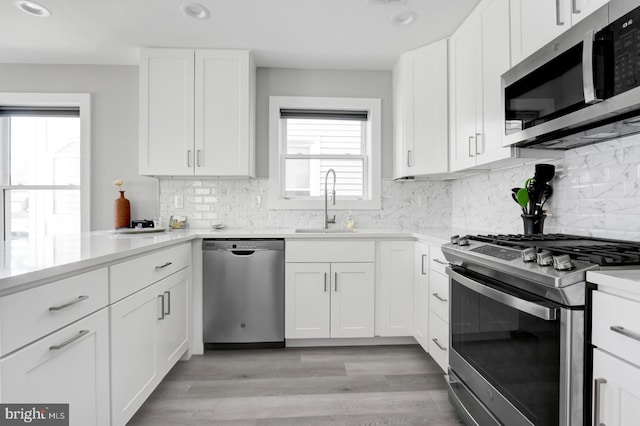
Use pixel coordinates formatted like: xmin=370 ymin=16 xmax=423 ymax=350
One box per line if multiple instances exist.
xmin=503 ymin=0 xmax=640 ymax=149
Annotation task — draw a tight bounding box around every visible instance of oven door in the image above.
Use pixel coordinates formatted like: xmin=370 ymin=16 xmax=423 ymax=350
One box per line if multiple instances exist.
xmin=447 ymin=266 xmax=584 ymax=426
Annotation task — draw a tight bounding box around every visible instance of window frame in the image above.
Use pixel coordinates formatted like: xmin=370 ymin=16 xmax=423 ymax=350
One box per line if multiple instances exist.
xmin=268 ymin=96 xmax=381 ymax=210
xmin=0 ymin=93 xmax=91 ymax=240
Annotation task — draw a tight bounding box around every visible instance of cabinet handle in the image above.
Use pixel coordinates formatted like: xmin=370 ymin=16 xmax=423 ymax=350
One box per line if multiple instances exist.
xmin=432 ymin=338 xmax=447 ymax=351
xmin=433 ymin=293 xmax=448 ymax=302
xmin=468 ymin=136 xmax=475 ymax=157
xmin=593 ymin=378 xmax=607 ymax=426
xmin=475 ymin=133 xmax=483 ymax=155
xmin=572 ymin=0 xmax=580 ymax=14
xmin=407 ymin=150 xmax=413 ymax=167
xmin=164 ymin=291 xmax=171 ymax=315
xmin=197 ymin=149 xmax=202 ymax=167
xmin=556 ymin=0 xmax=565 ymax=25
xmin=334 ymin=272 xmax=338 ymax=292
xmin=187 ymin=150 xmax=192 ymax=167
xmin=324 ymin=272 xmax=328 ymax=292
xmin=421 ymin=254 xmax=427 ymax=275
xmin=433 ymin=258 xmax=448 ymax=265
xmin=158 ymin=294 xmax=165 ymax=320
xmin=610 ymin=325 xmax=640 ymax=342
xmin=49 ymin=295 xmax=89 ymax=311
xmin=49 ymin=330 xmax=89 ymax=351
xmin=155 ymin=262 xmax=172 ymax=270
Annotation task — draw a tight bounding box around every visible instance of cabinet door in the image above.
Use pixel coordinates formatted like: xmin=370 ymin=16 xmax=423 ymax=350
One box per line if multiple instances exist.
xmin=285 ymin=263 xmax=331 ymax=339
xmin=408 ymin=40 xmax=448 ymax=176
xmin=195 ymin=50 xmax=255 ymax=177
xmin=414 ymin=242 xmax=430 ymax=350
xmin=510 ymin=0 xmax=570 ymax=65
xmin=377 ymin=241 xmax=415 ymax=336
xmin=0 ymin=309 xmax=110 ymax=426
xmin=139 ymin=48 xmax=194 ymax=176
xmin=449 ymin=13 xmax=482 ymax=171
xmin=593 ymin=348 xmax=640 ymax=426
xmin=477 ymin=0 xmax=513 ymax=162
xmin=429 ymin=311 xmax=449 ymax=373
xmin=330 ymin=263 xmax=375 ymax=338
xmin=157 ymin=268 xmax=190 ymax=378
xmin=110 ymin=282 xmax=162 ymax=426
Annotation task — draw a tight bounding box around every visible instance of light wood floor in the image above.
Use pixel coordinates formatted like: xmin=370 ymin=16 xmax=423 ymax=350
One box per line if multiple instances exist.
xmin=127 ymin=344 xmax=465 ymax=425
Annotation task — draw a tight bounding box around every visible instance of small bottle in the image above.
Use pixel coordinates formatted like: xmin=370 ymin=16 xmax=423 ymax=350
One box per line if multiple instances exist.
xmin=345 ymin=211 xmax=355 ymax=230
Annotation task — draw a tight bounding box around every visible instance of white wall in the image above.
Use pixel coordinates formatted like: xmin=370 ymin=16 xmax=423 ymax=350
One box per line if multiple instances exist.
xmin=452 ymin=135 xmax=640 ymax=241
xmin=0 ymin=64 xmax=157 ymax=230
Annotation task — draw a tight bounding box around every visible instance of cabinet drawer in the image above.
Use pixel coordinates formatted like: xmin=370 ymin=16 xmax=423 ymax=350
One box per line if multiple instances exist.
xmin=430 ymin=271 xmax=449 ymax=322
xmin=286 ymin=240 xmax=375 ymax=263
xmin=0 ymin=309 xmax=110 ymax=426
xmin=428 ymin=311 xmax=449 ymax=373
xmin=592 ymin=290 xmax=640 ymax=367
xmin=110 ymin=243 xmax=191 ymax=303
xmin=429 ymin=245 xmax=448 ymax=275
xmin=0 ymin=268 xmax=108 ymax=357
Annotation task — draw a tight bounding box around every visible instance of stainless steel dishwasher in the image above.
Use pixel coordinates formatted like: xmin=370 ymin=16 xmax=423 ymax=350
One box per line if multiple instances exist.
xmin=202 ymin=239 xmax=285 ymax=348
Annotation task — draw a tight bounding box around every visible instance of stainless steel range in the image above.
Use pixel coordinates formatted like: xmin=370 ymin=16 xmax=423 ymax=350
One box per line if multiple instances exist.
xmin=442 ymin=233 xmax=640 ymax=426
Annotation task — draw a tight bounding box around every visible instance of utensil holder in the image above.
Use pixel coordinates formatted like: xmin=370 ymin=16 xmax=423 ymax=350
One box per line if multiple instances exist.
xmin=521 ymin=214 xmax=546 ymax=235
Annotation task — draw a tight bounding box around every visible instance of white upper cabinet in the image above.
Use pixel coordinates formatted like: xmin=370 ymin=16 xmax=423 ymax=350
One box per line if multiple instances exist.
xmin=510 ymin=0 xmax=609 ymax=65
xmin=449 ymin=0 xmax=513 ymax=171
xmin=139 ymin=48 xmax=256 ymax=177
xmin=393 ymin=39 xmax=448 ymax=178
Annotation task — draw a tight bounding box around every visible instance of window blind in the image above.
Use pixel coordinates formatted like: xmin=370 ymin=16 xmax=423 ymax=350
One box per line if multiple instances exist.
xmin=280 ymin=108 xmax=368 ymax=121
xmin=0 ymin=106 xmax=80 ymax=117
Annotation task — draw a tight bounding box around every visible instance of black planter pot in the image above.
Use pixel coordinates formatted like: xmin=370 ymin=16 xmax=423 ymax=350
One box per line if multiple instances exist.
xmin=521 ymin=214 xmax=546 ymax=235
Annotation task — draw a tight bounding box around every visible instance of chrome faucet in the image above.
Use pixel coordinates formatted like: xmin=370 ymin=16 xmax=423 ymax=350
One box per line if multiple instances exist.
xmin=324 ymin=168 xmax=336 ymax=229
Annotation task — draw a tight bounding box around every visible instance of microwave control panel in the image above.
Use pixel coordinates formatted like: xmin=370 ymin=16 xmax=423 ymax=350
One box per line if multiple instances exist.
xmin=610 ymin=4 xmax=640 ymax=95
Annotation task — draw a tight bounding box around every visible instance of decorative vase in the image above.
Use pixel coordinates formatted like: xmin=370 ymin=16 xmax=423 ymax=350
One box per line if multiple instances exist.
xmin=521 ymin=214 xmax=546 ymax=235
xmin=114 ymin=191 xmax=131 ymax=229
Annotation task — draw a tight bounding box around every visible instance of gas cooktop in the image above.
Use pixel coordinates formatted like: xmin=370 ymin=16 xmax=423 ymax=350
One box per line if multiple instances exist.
xmin=453 ymin=233 xmax=640 ymax=267
xmin=443 ymin=233 xmax=640 ymax=306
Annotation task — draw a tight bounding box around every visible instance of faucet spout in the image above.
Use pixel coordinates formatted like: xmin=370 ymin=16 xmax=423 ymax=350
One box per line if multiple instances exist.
xmin=324 ymin=169 xmax=336 ymax=229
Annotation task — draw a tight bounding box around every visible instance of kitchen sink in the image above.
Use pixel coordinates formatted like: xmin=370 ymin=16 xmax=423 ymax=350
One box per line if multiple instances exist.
xmin=294 ymin=228 xmax=355 ymax=233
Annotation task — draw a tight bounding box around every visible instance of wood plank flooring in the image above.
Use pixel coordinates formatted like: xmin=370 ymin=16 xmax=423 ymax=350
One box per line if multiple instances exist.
xmin=127 ymin=344 xmax=465 ymax=425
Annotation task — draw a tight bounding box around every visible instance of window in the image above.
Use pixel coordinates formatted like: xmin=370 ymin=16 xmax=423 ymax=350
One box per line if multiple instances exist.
xmin=0 ymin=93 xmax=90 ymax=240
xmin=269 ymin=97 xmax=381 ymax=210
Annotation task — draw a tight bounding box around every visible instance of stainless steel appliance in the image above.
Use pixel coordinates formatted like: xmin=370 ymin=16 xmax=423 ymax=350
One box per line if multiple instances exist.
xmin=442 ymin=234 xmax=640 ymax=426
xmin=203 ymin=239 xmax=285 ymax=348
xmin=503 ymin=0 xmax=640 ymax=150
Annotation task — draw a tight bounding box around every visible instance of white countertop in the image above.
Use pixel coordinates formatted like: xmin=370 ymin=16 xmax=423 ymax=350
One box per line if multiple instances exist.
xmin=0 ymin=227 xmax=462 ymax=296
xmin=588 ymin=270 xmax=640 ymax=297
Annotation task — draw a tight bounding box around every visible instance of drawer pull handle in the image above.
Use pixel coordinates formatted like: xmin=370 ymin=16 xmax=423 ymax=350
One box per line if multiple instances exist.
xmin=164 ymin=291 xmax=171 ymax=315
xmin=158 ymin=294 xmax=165 ymax=320
xmin=155 ymin=262 xmax=173 ymax=270
xmin=433 ymin=258 xmax=448 ymax=266
xmin=324 ymin=272 xmax=328 ymax=292
xmin=432 ymin=293 xmax=448 ymax=302
xmin=334 ymin=272 xmax=338 ymax=292
xmin=432 ymin=338 xmax=447 ymax=351
xmin=594 ymin=377 xmax=607 ymax=426
xmin=610 ymin=325 xmax=640 ymax=342
xmin=49 ymin=295 xmax=89 ymax=311
xmin=49 ymin=330 xmax=89 ymax=350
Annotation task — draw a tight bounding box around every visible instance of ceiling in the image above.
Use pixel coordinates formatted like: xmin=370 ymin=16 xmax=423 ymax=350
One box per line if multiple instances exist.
xmin=1 ymin=0 xmax=481 ymax=70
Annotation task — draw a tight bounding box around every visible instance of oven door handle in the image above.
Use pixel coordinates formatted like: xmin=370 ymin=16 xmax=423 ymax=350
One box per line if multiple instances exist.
xmin=447 ymin=269 xmax=558 ymax=321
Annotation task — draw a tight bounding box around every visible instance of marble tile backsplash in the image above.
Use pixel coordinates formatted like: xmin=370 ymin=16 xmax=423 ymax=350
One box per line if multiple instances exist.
xmin=158 ymin=178 xmax=452 ymax=230
xmin=452 ymin=134 xmax=640 ymax=241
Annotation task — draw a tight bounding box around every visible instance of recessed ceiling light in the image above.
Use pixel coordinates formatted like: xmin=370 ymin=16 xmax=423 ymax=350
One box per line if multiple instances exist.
xmin=180 ymin=2 xmax=210 ymax=20
xmin=391 ymin=10 xmax=417 ymax=26
xmin=14 ymin=0 xmax=51 ymax=17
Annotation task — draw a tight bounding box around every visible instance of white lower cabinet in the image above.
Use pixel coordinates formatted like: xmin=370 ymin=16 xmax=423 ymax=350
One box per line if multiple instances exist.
xmin=0 ymin=309 xmax=110 ymax=426
xmin=285 ymin=262 xmax=374 ymax=339
xmin=429 ymin=244 xmax=450 ymax=372
xmin=110 ymin=268 xmax=190 ymax=426
xmin=377 ymin=241 xmax=415 ymax=337
xmin=428 ymin=311 xmax=449 ymax=372
xmin=593 ymin=348 xmax=640 ymax=426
